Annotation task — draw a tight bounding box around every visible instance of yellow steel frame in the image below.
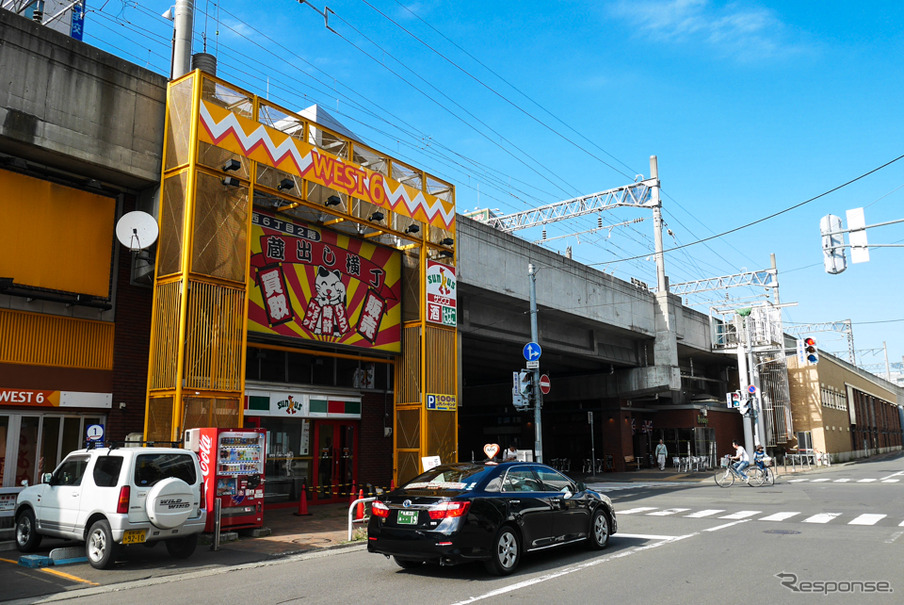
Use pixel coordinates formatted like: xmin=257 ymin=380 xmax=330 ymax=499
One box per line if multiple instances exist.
xmin=147 ymin=72 xmax=457 ymax=475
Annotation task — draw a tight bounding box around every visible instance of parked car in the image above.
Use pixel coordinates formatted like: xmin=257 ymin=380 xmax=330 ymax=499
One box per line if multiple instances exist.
xmin=14 ymin=445 xmax=206 ymax=569
xmin=367 ymin=461 xmax=617 ymax=575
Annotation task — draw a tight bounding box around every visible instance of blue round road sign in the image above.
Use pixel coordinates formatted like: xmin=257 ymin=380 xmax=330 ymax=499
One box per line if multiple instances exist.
xmin=747 ymin=385 xmax=757 ymax=394
xmin=523 ymin=342 xmax=542 ymax=361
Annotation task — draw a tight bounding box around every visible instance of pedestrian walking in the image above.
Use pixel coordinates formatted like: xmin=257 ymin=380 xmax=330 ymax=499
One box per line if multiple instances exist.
xmin=655 ymin=439 xmax=668 ymax=471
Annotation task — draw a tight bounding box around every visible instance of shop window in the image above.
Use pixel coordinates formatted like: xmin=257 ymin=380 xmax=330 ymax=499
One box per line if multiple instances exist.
xmin=312 ymin=356 xmax=334 ymax=385
xmin=40 ymin=416 xmax=61 ymax=475
xmin=287 ymin=352 xmax=314 ymax=384
xmin=17 ymin=416 xmax=39 ymax=486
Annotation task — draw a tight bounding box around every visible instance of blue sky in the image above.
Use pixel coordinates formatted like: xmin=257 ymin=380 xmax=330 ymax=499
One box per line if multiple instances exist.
xmin=80 ymin=0 xmax=903 ymax=371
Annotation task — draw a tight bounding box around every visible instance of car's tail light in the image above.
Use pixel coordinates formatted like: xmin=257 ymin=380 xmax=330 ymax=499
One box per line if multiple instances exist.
xmin=372 ymin=500 xmax=390 ymax=518
xmin=117 ymin=486 xmax=130 ymax=514
xmin=428 ymin=501 xmax=470 ymax=520
xmin=199 ymin=481 xmax=206 ymax=510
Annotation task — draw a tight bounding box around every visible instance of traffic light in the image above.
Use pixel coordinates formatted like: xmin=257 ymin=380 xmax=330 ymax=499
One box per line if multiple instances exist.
xmin=738 ymin=398 xmax=750 ymax=416
xmin=512 ymin=370 xmax=532 ymax=411
xmin=820 ymin=214 xmax=847 ymax=274
xmin=518 ymin=370 xmax=533 ymax=399
xmin=804 ymin=337 xmax=818 ymax=364
xmin=726 ymin=391 xmax=742 ymax=409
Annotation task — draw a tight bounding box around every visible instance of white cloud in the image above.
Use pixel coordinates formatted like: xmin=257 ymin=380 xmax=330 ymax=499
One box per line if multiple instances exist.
xmin=608 ymin=0 xmax=805 ymax=61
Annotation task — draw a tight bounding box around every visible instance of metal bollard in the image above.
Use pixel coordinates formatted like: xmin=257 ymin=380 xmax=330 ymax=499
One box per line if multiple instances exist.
xmin=211 ymin=498 xmax=221 ymax=551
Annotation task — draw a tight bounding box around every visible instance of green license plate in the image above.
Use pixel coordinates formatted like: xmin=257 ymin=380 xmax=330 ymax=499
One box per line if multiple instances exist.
xmin=397 ymin=510 xmax=418 ymax=525
xmin=122 ymin=529 xmax=146 ymax=544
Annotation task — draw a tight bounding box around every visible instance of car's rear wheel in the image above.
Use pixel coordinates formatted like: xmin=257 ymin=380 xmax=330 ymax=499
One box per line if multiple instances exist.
xmin=587 ymin=508 xmax=610 ymax=549
xmin=484 ymin=525 xmax=520 ymax=576
xmin=165 ymin=534 xmax=198 ymax=559
xmin=15 ymin=509 xmax=42 ymax=552
xmin=86 ymin=519 xmax=118 ymax=569
xmin=393 ymin=556 xmax=425 ymax=569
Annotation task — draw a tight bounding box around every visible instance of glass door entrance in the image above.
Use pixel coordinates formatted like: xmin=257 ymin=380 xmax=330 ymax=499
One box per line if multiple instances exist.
xmin=313 ymin=421 xmax=357 ymax=503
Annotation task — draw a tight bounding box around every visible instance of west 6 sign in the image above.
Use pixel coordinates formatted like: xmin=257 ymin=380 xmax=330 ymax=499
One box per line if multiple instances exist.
xmin=426 ymin=260 xmax=457 ymax=327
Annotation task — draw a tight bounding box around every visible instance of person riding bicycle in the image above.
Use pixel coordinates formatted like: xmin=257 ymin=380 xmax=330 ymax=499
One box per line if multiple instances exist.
xmin=753 ymin=445 xmax=766 ymax=470
xmin=730 ymin=440 xmax=750 ymax=482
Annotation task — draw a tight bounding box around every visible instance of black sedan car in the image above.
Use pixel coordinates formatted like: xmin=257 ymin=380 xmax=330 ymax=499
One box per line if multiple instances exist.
xmin=367 ymin=461 xmax=617 ymax=575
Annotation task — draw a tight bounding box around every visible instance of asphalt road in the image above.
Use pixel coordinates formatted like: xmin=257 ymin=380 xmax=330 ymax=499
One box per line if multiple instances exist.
xmin=4 ymin=454 xmax=902 ymax=604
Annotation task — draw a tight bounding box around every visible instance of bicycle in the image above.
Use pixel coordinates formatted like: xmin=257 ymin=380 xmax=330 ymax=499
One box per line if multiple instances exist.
xmin=749 ymin=460 xmax=776 ymax=487
xmin=713 ymin=455 xmax=759 ymax=487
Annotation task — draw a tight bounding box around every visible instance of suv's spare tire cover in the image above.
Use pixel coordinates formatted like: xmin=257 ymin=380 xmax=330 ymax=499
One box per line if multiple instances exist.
xmin=146 ymin=477 xmax=194 ymax=529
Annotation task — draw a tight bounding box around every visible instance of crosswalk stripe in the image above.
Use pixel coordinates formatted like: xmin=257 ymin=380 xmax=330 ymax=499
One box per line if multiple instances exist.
xmin=619 ymin=507 xmax=658 ymax=515
xmin=647 ymin=508 xmax=690 ymax=516
xmin=787 ymin=478 xmax=808 ymax=483
xmin=685 ymin=509 xmax=724 ymax=518
xmin=803 ymin=513 xmax=842 ymax=523
xmin=849 ymin=514 xmax=886 ymax=526
xmin=810 ymin=478 xmax=831 ymax=483
xmin=758 ymin=512 xmax=800 ymax=522
xmin=719 ymin=510 xmax=760 ymax=520
xmin=899 ymin=520 xmax=904 ymax=527
xmin=833 ymin=479 xmax=851 ymax=482
xmin=882 ymin=479 xmax=900 ymax=483
xmin=857 ymin=478 xmax=877 ymax=483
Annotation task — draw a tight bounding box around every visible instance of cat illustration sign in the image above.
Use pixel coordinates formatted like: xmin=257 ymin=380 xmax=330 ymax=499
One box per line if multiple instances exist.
xmin=248 ymin=210 xmax=402 ymax=353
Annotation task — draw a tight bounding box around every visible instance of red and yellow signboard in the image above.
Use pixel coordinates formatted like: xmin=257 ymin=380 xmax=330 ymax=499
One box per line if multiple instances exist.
xmin=248 ymin=211 xmax=402 ymax=352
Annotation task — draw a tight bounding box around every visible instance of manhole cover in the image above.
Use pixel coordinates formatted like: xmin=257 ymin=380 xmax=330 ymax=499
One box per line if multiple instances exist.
xmin=763 ymin=529 xmax=800 ymax=535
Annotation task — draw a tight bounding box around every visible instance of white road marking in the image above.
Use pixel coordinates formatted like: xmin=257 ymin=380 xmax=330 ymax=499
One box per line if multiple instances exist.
xmin=705 ymin=519 xmax=750 ymax=532
xmin=881 ymin=479 xmax=900 ymax=483
xmin=857 ymin=478 xmax=877 ymax=483
xmin=849 ymin=514 xmax=886 ymax=526
xmin=685 ymin=509 xmax=725 ymax=518
xmin=810 ymin=478 xmax=831 ymax=483
xmin=647 ymin=508 xmax=691 ymax=516
xmin=885 ymin=531 xmax=904 ymax=544
xmin=719 ymin=510 xmax=760 ymax=520
xmin=879 ymin=470 xmax=904 ymax=481
xmin=616 ymin=533 xmax=679 ymax=541
xmin=449 ymin=531 xmax=698 ymax=604
xmin=803 ymin=513 xmax=842 ymax=523
xmin=758 ymin=512 xmax=800 ymax=522
xmin=833 ymin=478 xmax=851 ymax=482
xmin=900 ymin=520 xmax=904 ymax=527
xmin=618 ymin=507 xmax=658 ymax=515
xmin=787 ymin=478 xmax=808 ymax=483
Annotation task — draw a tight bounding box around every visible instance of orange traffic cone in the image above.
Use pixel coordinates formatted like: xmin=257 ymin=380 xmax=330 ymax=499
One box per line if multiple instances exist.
xmin=293 ymin=481 xmax=311 ymax=516
xmin=356 ymin=489 xmax=365 ymax=520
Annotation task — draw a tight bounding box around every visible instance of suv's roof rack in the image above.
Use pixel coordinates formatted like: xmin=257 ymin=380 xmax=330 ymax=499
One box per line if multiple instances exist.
xmin=86 ymin=439 xmax=183 ymax=451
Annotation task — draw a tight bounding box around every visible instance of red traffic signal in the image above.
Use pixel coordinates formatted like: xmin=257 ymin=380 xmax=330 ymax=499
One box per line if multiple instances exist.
xmin=804 ymin=337 xmax=818 ymax=364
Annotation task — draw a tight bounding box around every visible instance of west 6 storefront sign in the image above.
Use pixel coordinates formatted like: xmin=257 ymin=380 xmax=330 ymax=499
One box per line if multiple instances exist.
xmin=426 ymin=260 xmax=456 ymax=327
xmin=248 ymin=211 xmax=402 ymax=352
xmin=0 ymin=388 xmax=111 ymax=408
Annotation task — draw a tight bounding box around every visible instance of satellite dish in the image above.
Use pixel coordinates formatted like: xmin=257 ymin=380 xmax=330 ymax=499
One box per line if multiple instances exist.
xmin=116 ymin=211 xmax=159 ymax=252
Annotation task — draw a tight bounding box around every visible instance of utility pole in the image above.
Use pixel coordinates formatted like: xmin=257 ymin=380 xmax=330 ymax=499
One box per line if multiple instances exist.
xmin=650 ymin=156 xmax=667 ymax=293
xmin=529 ymin=264 xmax=543 ymax=463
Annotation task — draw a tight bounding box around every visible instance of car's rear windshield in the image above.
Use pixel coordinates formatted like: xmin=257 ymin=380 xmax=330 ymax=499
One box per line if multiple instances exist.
xmin=134 ymin=453 xmax=197 ymax=487
xmin=401 ymin=465 xmax=494 ymax=492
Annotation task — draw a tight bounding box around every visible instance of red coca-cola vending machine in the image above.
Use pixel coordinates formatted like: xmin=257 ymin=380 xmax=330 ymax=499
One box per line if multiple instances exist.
xmin=184 ymin=427 xmax=267 ymax=533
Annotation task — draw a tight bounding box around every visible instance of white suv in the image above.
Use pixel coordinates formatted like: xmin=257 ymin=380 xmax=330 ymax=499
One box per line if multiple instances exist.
xmin=14 ymin=445 xmax=207 ymax=569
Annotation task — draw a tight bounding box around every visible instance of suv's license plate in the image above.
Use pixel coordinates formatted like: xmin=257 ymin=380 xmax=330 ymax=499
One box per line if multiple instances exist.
xmin=122 ymin=529 xmax=146 ymax=544
xmin=397 ymin=510 xmax=418 ymax=525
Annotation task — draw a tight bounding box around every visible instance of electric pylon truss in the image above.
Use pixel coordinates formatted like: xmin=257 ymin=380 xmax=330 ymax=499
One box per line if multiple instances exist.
xmin=480 ymin=178 xmax=657 ymax=233
xmin=671 ymin=269 xmax=777 ymax=296
xmin=784 ymin=320 xmax=855 ymax=365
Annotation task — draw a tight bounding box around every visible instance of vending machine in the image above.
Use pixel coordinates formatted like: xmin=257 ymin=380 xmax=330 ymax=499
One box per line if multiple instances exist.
xmin=185 ymin=427 xmax=267 ymax=533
